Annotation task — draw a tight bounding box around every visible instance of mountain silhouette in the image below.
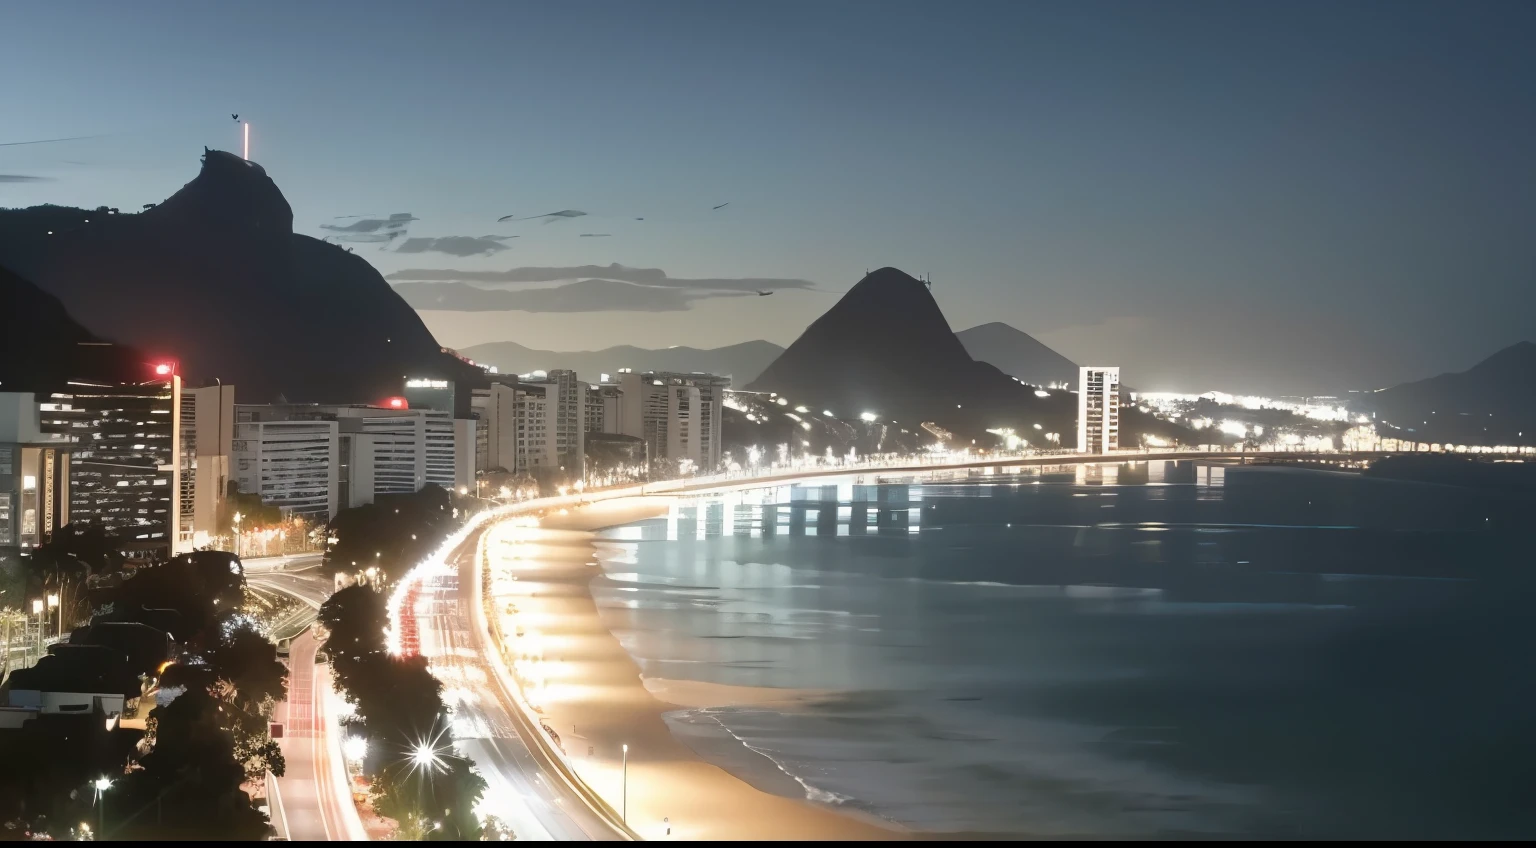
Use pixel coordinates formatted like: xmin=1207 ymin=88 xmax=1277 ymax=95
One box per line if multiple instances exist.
xmin=1 ymin=262 xmax=144 ymax=392
xmin=459 ymin=339 xmax=784 ymax=385
xmin=1367 ymin=341 xmax=1536 ymax=446
xmin=747 ymin=267 xmax=1076 ymax=439
xmin=0 ymin=149 xmax=475 ymax=402
xmin=956 ymin=322 xmax=1079 ymax=388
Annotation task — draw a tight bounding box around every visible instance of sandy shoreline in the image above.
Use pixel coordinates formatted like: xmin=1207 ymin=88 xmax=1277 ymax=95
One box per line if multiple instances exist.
xmin=484 ymin=497 xmax=903 ymax=840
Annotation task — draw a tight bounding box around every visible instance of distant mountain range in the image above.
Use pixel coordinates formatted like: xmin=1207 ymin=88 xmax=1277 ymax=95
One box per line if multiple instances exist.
xmin=459 ymin=339 xmax=785 ymax=386
xmin=1366 ymin=341 xmax=1536 ymax=445
xmin=0 ymin=149 xmax=474 ymax=402
xmin=955 ymin=321 xmax=1079 ymax=387
xmin=458 ymin=321 xmax=1078 ymax=393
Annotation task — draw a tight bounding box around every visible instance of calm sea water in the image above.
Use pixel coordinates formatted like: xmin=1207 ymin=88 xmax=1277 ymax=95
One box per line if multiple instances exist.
xmin=591 ymin=462 xmax=1536 ymax=839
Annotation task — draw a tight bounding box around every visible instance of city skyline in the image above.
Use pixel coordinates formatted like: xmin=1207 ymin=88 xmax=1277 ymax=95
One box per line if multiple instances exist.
xmin=3 ymin=0 xmax=1535 ymax=395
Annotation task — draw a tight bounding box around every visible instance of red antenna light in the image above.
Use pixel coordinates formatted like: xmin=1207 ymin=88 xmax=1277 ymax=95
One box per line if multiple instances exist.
xmin=383 ymin=396 xmax=408 ymax=409
xmin=154 ymin=363 xmax=174 ymax=376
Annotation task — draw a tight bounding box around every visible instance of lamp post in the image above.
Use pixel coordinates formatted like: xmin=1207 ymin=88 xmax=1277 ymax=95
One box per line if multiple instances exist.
xmin=46 ymin=593 xmax=59 ymax=639
xmin=31 ymin=598 xmax=43 ymax=663
xmin=621 ymin=743 xmax=629 ymax=824
xmin=94 ymin=776 xmax=112 ymax=835
xmin=232 ymin=512 xmax=243 ymax=557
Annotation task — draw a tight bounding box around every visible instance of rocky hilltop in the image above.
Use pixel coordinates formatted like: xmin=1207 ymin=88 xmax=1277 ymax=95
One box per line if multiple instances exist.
xmin=748 ymin=267 xmax=1077 ymax=440
xmin=0 ymin=149 xmax=475 ymax=402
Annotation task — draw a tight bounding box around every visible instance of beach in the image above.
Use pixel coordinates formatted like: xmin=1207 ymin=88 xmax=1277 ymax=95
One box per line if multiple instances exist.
xmin=483 ymin=497 xmax=902 ymax=841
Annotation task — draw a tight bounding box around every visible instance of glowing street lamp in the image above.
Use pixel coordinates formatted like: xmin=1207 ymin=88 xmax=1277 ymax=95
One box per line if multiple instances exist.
xmin=621 ymin=743 xmax=629 ymax=823
xmin=94 ymin=776 xmax=112 ymax=833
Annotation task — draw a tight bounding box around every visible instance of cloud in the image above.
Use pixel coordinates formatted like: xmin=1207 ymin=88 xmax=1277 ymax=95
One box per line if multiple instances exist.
xmin=320 ymin=213 xmax=417 ymax=234
xmin=385 ymin=262 xmax=816 ymax=294
xmin=0 ymin=175 xmax=54 ymax=183
xmin=394 ymin=278 xmax=755 ymax=312
xmin=395 ymin=235 xmax=515 ymax=257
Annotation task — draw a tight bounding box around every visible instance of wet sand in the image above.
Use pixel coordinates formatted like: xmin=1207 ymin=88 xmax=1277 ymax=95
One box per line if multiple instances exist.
xmin=485 ymin=497 xmax=902 ymax=841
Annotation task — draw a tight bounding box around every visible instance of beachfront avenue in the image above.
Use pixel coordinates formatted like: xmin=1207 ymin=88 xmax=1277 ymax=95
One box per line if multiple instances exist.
xmin=383 ymin=445 xmax=1412 ymax=840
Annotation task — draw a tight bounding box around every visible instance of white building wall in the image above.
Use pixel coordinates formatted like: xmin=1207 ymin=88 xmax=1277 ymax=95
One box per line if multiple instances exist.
xmin=232 ymin=419 xmax=339 ymax=518
xmin=1076 ymin=366 xmax=1121 ymax=454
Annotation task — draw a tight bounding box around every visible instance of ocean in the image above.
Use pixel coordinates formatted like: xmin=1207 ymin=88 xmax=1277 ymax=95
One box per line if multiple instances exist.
xmin=590 ymin=461 xmax=1536 ymax=839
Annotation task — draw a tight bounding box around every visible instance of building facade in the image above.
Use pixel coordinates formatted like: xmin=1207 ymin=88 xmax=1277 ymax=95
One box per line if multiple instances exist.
xmin=177 ymin=384 xmax=233 ymax=551
xmin=617 ymin=371 xmax=728 ymax=473
xmin=41 ymin=377 xmax=183 ymax=557
xmin=232 ymin=418 xmax=340 ymax=519
xmin=0 ymin=392 xmax=72 ymax=557
xmin=233 ymin=403 xmax=473 ymax=517
xmin=1076 ymin=366 xmax=1121 ymax=453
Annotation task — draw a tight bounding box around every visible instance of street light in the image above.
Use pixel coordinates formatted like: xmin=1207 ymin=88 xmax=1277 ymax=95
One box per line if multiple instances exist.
xmin=621 ymin=743 xmax=629 ymax=824
xmin=94 ymin=776 xmax=112 ymax=834
xmin=232 ymin=512 xmax=243 ymax=557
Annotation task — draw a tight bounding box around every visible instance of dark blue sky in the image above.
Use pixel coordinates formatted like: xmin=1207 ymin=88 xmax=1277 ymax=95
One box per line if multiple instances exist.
xmin=3 ymin=0 xmax=1533 ymax=394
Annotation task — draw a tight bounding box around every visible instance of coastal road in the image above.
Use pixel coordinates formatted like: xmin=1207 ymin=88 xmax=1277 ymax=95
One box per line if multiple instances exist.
xmin=412 ymin=531 xmax=624 ymax=841
xmin=248 ymin=566 xmax=367 ymax=842
xmin=269 ymin=629 xmax=366 ymax=841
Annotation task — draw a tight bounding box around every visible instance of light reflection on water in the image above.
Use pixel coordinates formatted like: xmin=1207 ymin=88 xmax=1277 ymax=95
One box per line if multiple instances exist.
xmin=591 ymin=461 xmax=1536 ymax=839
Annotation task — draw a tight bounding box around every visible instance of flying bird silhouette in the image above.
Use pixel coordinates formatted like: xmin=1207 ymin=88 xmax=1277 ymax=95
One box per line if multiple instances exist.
xmin=712 ymin=203 xmax=730 ymax=210
xmin=0 ymin=135 xmax=105 ymax=148
xmin=231 ymin=113 xmax=239 ymax=122
xmin=757 ymin=290 xmax=774 ymax=296
xmin=502 ymin=210 xmax=588 ymax=223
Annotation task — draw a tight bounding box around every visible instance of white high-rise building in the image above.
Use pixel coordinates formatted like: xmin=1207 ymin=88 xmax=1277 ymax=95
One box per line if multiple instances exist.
xmin=232 ymin=418 xmax=339 ymax=518
xmin=470 ymin=383 xmax=520 ymax=473
xmin=234 ymin=403 xmax=473 ymax=516
xmin=177 ymin=384 xmax=234 ymax=551
xmin=1076 ymin=366 xmax=1121 ymax=454
xmin=618 ymin=371 xmax=728 ymax=473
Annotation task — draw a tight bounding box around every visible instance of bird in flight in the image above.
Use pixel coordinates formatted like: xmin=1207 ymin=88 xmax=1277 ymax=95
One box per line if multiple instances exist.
xmin=0 ymin=134 xmax=103 ymax=147
xmin=231 ymin=113 xmax=239 ymax=122
xmin=712 ymin=202 xmax=730 ymax=210
xmin=506 ymin=209 xmax=587 ymax=223
xmin=756 ymin=290 xmax=774 ymax=297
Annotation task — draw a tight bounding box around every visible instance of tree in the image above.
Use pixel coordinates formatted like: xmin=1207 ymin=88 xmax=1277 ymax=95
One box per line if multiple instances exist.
xmin=24 ymin=524 xmax=125 ymax=630
xmin=0 ymin=714 xmax=136 ymax=838
xmin=108 ymin=685 xmax=269 ymax=840
xmin=207 ymin=617 xmax=289 ymax=714
xmin=205 ymin=615 xmax=289 ymax=779
xmin=220 ymin=482 xmax=282 ymax=535
xmin=372 ymin=743 xmax=487 ymax=841
xmin=323 ymin=485 xmax=456 ymax=583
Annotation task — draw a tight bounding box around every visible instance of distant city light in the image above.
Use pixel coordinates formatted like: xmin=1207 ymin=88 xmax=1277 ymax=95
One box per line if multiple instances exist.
xmin=859 ymin=412 xmax=878 ymax=421
xmin=1034 ymin=390 xmax=1050 ymax=398
xmin=383 ymin=396 xmax=408 ymax=409
xmin=154 ymin=363 xmax=173 ymax=376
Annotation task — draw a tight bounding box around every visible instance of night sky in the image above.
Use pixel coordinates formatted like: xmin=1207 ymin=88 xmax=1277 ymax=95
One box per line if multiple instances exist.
xmin=3 ymin=0 xmax=1533 ymax=395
